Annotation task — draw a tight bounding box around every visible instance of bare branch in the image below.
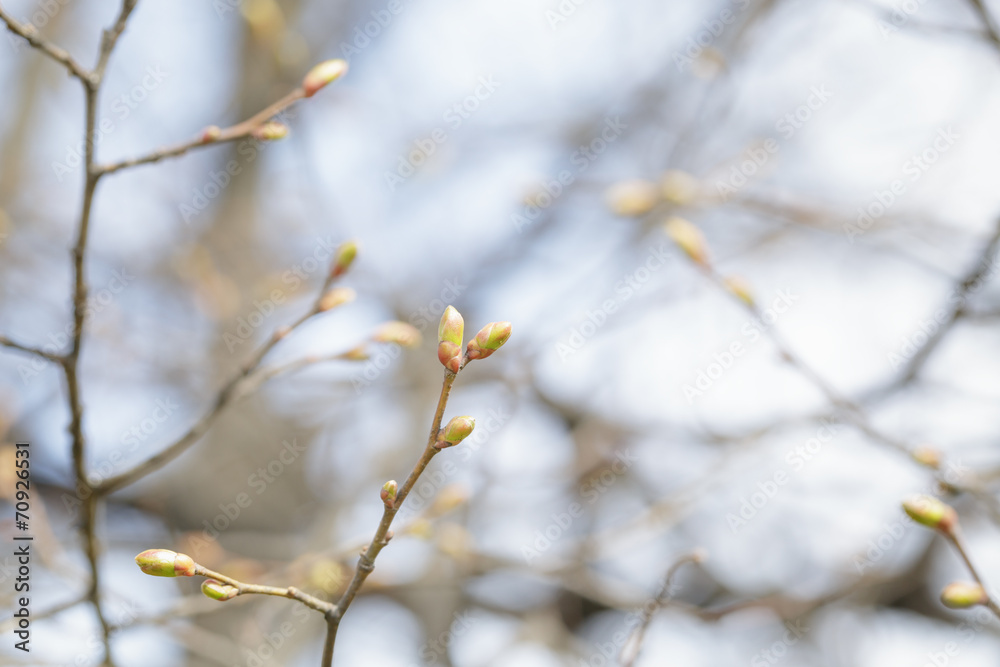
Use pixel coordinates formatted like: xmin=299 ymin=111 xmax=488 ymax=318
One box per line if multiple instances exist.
xmin=0 ymin=334 xmax=63 ymax=363
xmin=0 ymin=5 xmax=91 ymax=83
xmin=96 ymin=267 xmax=343 ymax=496
xmin=97 ymin=88 xmax=306 ymax=177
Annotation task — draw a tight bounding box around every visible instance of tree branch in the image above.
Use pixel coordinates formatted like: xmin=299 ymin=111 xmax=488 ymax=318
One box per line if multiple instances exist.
xmin=96 ymin=265 xmax=345 ymax=496
xmin=324 ymin=366 xmax=461 ymax=664
xmin=96 ymin=88 xmax=305 ymax=177
xmin=0 ymin=334 xmax=64 ymax=363
xmin=0 ymin=4 xmax=91 ymax=83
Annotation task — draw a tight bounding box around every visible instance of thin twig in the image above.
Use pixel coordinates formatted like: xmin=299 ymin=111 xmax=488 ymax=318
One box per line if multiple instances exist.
xmin=619 ymin=551 xmax=704 ymax=667
xmin=0 ymin=5 xmax=91 ymax=82
xmin=888 ymin=217 xmax=1000 ymax=390
xmin=968 ymin=0 xmax=1000 ymax=50
xmin=0 ymin=335 xmax=64 ymax=363
xmin=97 ymin=268 xmax=341 ymax=495
xmin=324 ymin=367 xmax=461 ymax=664
xmin=946 ymin=530 xmax=1000 ymax=618
xmin=97 ymin=89 xmax=305 ymax=176
xmin=192 ymin=566 xmax=335 ymax=615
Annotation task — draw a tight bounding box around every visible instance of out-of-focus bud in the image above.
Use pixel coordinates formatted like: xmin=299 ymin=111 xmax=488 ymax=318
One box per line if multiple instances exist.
xmin=307 ymin=559 xmax=345 ymax=594
xmin=201 ymin=579 xmax=239 ymax=601
xmin=429 ymin=484 xmax=469 ymax=517
xmin=437 ymin=306 xmax=464 ymax=373
xmin=405 ymin=518 xmax=433 ymax=540
xmin=252 ymin=122 xmax=289 ymax=141
xmin=381 ymin=480 xmax=398 ymax=508
xmin=912 ymin=445 xmax=942 ymax=469
xmin=302 ymin=59 xmax=349 ymax=97
xmin=373 ymin=322 xmax=422 ymax=348
xmin=664 ymin=217 xmax=709 ymax=266
xmin=332 ymin=240 xmax=359 ymax=277
xmin=903 ymin=495 xmax=958 ymax=535
xmin=465 ymin=321 xmax=512 ymax=361
xmin=724 ymin=276 xmax=754 ymax=306
xmin=343 ymin=345 xmax=369 ymax=361
xmin=436 ymin=416 xmax=475 ymax=449
xmin=437 ymin=523 xmax=473 ymax=560
xmin=318 ymin=287 xmax=356 ymax=312
xmin=690 ymin=547 xmax=709 ymax=564
xmin=941 ymin=582 xmax=988 ymax=609
xmin=606 ymin=180 xmax=659 ymax=217
xmin=135 ymin=549 xmax=196 ymax=577
xmin=661 ymin=169 xmax=700 ymax=205
xmin=201 ymin=125 xmax=222 ymax=143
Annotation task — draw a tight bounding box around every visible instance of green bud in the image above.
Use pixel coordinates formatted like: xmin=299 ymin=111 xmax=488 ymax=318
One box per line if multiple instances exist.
xmin=465 ymin=322 xmax=512 ymax=361
xmin=436 ymin=416 xmax=475 ymax=448
xmin=665 ymin=217 xmax=709 ymax=266
xmin=380 ymin=480 xmax=398 ymax=508
xmin=302 ymin=59 xmax=349 ymax=97
xmin=135 ymin=549 xmax=196 ymax=577
xmin=437 ymin=306 xmax=464 ymax=372
xmin=252 ymin=122 xmax=289 ymax=141
xmin=941 ymin=582 xmax=988 ymax=609
xmin=200 ymin=125 xmax=222 ymax=143
xmin=318 ymin=287 xmax=356 ymax=311
xmin=201 ymin=579 xmax=239 ymax=601
xmin=903 ymin=495 xmax=958 ymax=534
xmin=373 ymin=321 xmax=422 ymax=348
xmin=332 ymin=240 xmax=359 ymax=277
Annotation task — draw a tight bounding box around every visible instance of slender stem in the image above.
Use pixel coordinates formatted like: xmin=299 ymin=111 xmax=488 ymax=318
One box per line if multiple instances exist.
xmin=98 ymin=268 xmax=340 ymax=495
xmin=0 ymin=5 xmax=91 ymax=82
xmin=620 ymin=551 xmax=703 ymax=667
xmin=947 ymin=530 xmax=1000 ymax=619
xmin=192 ymin=566 xmax=334 ymax=615
xmin=97 ymin=88 xmax=305 ymax=176
xmin=323 ymin=368 xmax=460 ymax=665
xmin=0 ymin=335 xmax=64 ymax=363
xmin=968 ymin=0 xmax=1000 ymax=50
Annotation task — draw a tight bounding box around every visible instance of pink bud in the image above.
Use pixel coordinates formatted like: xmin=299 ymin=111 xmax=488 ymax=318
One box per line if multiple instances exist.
xmin=302 ymin=59 xmax=349 ymax=98
xmin=465 ymin=322 xmax=512 ymax=361
xmin=135 ymin=549 xmax=196 ymax=577
xmin=437 ymin=306 xmax=464 ymax=372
